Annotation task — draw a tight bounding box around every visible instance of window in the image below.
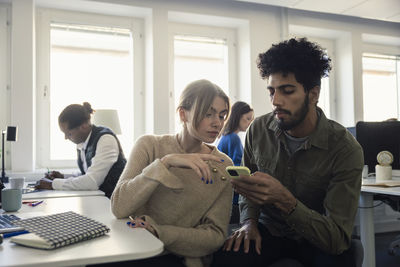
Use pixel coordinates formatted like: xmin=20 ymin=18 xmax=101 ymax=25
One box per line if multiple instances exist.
xmin=49 ymin=23 xmax=133 ymax=161
xmin=0 ymin=6 xmax=9 ymax=129
xmin=0 ymin=6 xmax=10 ymax=169
xmin=37 ymin=10 xmax=143 ymax=168
xmin=362 ymin=54 xmax=400 ymax=121
xmin=169 ymin=24 xmax=236 ymax=133
xmin=174 ymin=35 xmax=229 ymax=96
xmin=319 ymin=75 xmax=331 ymax=118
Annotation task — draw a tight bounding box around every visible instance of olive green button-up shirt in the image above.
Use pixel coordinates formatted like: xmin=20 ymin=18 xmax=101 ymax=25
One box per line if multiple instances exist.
xmin=240 ymin=108 xmax=363 ymax=254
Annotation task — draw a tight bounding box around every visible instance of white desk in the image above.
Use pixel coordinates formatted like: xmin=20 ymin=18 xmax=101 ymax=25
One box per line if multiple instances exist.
xmin=359 ymin=178 xmax=400 ymax=267
xmin=4 ymin=182 xmax=105 ymax=199
xmin=0 ymin=196 xmax=164 ymax=267
xmin=21 ymin=189 xmax=105 ymax=200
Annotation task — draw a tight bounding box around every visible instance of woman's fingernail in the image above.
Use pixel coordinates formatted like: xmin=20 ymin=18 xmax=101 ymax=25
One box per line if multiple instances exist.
xmin=210 ymin=180 xmax=213 ymax=184
xmin=127 ymin=221 xmax=131 ymax=225
xmin=140 ymin=222 xmax=145 ymax=226
xmin=132 ymin=223 xmax=136 ymax=226
xmin=201 ymin=177 xmax=205 ymax=181
xmin=206 ymin=180 xmax=209 ymax=184
xmin=221 ymin=159 xmax=225 ymax=162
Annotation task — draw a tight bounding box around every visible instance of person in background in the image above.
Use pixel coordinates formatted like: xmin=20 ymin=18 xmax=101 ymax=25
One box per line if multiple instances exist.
xmin=218 ymin=101 xmax=254 ymax=166
xmin=35 ymin=102 xmax=126 ymax=198
xmin=212 ymin=38 xmax=364 ymax=266
xmin=110 ymin=80 xmax=233 ymax=267
xmin=217 ymin=101 xmax=254 ymax=222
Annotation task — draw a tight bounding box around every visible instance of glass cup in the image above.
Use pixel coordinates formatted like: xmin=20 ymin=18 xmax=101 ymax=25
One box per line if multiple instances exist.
xmin=9 ymin=177 xmax=25 ymax=189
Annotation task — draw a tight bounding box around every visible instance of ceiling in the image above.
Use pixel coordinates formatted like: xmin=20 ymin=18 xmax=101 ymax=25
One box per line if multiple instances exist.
xmin=235 ymin=0 xmax=400 ymax=23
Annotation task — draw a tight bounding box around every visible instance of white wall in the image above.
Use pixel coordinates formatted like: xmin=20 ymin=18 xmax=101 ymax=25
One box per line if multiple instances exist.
xmin=10 ymin=0 xmax=36 ymax=171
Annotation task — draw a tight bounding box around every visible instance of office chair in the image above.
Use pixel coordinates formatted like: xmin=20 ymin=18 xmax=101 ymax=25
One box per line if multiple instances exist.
xmin=389 ymin=236 xmax=400 ymax=255
xmin=265 ymin=239 xmax=363 ymax=267
xmin=373 ymin=194 xmax=400 ymax=255
xmin=386 ymin=197 xmax=400 ymax=255
xmin=268 ymin=259 xmax=303 ymax=267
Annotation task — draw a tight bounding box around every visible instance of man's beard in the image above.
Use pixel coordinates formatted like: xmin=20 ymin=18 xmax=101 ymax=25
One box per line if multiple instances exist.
xmin=275 ymin=94 xmax=309 ymax=131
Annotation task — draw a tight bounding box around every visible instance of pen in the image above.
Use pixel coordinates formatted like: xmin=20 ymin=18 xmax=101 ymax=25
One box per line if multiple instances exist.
xmin=30 ymin=200 xmax=43 ymax=207
xmin=3 ymin=230 xmax=29 ymax=238
xmin=23 ymin=200 xmax=41 ymax=204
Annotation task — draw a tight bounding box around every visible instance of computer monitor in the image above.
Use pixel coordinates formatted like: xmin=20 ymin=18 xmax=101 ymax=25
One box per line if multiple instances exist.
xmin=356 ymin=121 xmax=400 ymax=173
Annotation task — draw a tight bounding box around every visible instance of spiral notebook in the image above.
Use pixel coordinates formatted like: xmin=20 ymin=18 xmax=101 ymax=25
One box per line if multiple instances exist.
xmin=11 ymin=211 xmax=110 ymax=249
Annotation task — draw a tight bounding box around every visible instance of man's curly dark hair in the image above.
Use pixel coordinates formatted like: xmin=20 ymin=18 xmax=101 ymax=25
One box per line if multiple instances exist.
xmin=257 ymin=38 xmax=331 ymax=92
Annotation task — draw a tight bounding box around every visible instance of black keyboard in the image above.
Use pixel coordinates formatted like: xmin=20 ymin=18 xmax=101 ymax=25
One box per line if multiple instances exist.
xmin=0 ymin=214 xmax=24 ymax=233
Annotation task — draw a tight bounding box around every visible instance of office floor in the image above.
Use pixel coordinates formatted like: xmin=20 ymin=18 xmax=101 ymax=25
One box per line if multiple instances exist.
xmin=375 ymin=231 xmax=400 ymax=267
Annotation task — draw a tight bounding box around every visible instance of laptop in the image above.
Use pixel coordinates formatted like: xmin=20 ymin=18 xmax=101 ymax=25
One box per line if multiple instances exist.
xmin=0 ymin=214 xmax=24 ymax=233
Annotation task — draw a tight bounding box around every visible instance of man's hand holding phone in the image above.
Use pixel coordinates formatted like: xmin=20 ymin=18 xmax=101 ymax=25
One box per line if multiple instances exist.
xmin=231 ymin=171 xmax=297 ymax=214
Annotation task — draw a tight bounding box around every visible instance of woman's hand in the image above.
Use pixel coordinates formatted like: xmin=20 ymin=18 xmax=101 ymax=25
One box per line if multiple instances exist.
xmin=128 ymin=216 xmax=158 ymax=237
xmin=161 ymin=153 xmax=224 ymax=183
xmin=35 ymin=178 xmax=54 ymax=190
xmin=45 ymin=171 xmax=64 ymax=180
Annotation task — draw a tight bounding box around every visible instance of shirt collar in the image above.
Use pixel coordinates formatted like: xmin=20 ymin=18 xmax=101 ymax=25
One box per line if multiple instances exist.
xmin=268 ymin=107 xmax=329 ymax=150
xmin=307 ymin=107 xmax=329 ymax=150
xmin=76 ymin=130 xmax=92 ymax=151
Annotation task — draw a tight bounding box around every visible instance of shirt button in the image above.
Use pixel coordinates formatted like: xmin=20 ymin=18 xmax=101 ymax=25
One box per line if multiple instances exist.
xmin=212 ymin=168 xmax=217 ymax=172
xmin=221 ymin=176 xmax=226 ymax=181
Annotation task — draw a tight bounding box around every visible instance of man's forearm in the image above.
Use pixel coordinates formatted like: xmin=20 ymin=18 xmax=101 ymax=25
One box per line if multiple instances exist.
xmin=274 ymin=189 xmax=297 ymax=215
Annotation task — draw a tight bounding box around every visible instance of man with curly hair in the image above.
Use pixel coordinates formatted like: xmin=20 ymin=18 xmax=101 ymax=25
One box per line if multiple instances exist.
xmin=212 ymin=38 xmax=364 ymax=266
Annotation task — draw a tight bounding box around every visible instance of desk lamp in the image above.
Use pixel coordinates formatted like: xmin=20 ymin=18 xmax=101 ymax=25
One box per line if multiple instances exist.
xmin=92 ymin=109 xmax=122 ymax=135
xmin=1 ymin=126 xmax=18 ymax=183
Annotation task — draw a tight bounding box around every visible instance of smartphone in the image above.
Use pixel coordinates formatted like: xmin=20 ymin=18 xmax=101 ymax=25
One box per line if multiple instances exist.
xmin=225 ymin=166 xmax=251 ymax=178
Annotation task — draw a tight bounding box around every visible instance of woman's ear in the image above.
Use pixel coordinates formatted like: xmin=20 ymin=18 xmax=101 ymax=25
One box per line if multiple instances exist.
xmin=178 ymin=107 xmax=188 ymax=123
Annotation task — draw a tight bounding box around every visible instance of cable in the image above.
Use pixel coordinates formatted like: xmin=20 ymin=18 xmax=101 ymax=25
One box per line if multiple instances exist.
xmin=358 ymin=201 xmax=384 ymax=209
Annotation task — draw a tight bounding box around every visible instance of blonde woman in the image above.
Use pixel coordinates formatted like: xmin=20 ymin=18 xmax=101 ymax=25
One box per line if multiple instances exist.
xmin=110 ymin=80 xmax=234 ymax=267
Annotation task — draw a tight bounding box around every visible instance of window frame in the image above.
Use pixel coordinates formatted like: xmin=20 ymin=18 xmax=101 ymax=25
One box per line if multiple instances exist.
xmin=361 ymin=52 xmax=400 ymax=121
xmin=36 ymin=8 xmax=144 ymax=168
xmin=168 ymin=22 xmax=237 ymax=133
xmin=362 ymin=43 xmax=400 ymax=121
xmin=0 ymin=5 xmax=11 ymax=169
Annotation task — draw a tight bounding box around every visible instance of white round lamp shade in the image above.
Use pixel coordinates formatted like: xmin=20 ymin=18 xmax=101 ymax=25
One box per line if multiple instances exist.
xmin=92 ymin=109 xmax=122 ymax=135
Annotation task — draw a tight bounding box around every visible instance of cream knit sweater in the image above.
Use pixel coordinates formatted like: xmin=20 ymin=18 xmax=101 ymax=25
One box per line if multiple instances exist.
xmin=111 ymin=134 xmax=233 ymax=267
